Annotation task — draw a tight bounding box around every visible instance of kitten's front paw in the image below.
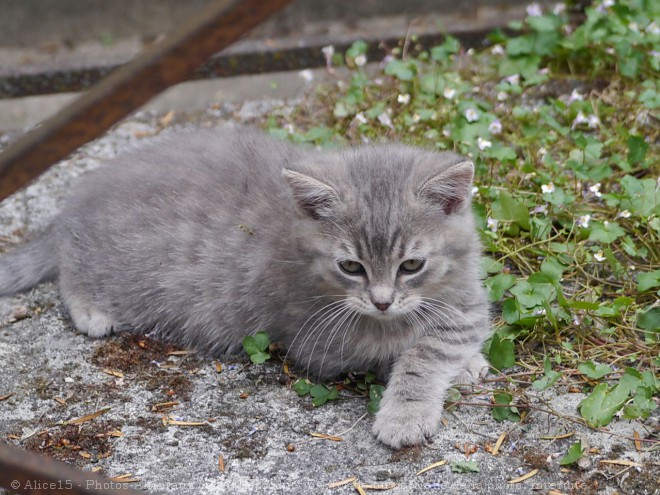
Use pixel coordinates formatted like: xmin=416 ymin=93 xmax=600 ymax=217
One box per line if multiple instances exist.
xmin=373 ymin=399 xmax=442 ymax=449
xmin=453 ymin=352 xmax=489 ymax=385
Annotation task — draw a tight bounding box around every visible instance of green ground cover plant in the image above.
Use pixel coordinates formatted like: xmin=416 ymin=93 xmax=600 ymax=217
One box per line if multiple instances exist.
xmin=254 ymin=0 xmax=658 ymax=458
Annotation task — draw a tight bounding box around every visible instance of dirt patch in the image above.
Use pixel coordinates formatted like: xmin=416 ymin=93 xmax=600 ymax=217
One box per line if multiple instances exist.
xmin=92 ymin=334 xmax=199 ymax=401
xmin=92 ymin=334 xmax=195 ymax=372
xmin=21 ymin=419 xmax=122 ymax=467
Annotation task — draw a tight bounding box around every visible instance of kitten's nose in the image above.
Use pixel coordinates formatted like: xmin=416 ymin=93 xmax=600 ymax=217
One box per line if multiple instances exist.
xmin=373 ymin=301 xmax=391 ymax=311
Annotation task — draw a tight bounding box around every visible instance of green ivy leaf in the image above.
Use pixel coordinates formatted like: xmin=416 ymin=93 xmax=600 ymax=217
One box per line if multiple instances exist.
xmin=627 ymin=135 xmax=649 ymax=165
xmin=491 ymin=191 xmax=531 ymax=230
xmin=532 ymin=356 xmax=562 ymax=390
xmin=484 ymin=274 xmax=516 ymax=302
xmin=578 ymin=361 xmax=613 ymax=380
xmin=637 ymin=307 xmax=660 ymax=332
xmin=579 ymin=382 xmax=630 ymax=427
xmin=310 ymin=384 xmax=339 ymax=407
xmin=492 ymin=392 xmax=521 ymax=422
xmin=293 ymin=379 xmax=312 ymax=396
xmin=510 ymin=280 xmax=554 ymax=308
xmin=588 ymin=221 xmax=625 ymax=244
xmin=622 ymin=387 xmax=657 ymax=419
xmin=620 ymin=176 xmax=660 ymax=216
xmin=242 ymin=332 xmax=271 ymax=364
xmin=384 ymin=59 xmax=415 ymax=81
xmin=367 ymin=384 xmax=385 ymax=414
xmin=249 ymin=351 xmax=270 ymax=364
xmin=540 ymin=257 xmax=567 ymax=283
xmin=637 ymin=270 xmax=660 ymax=292
xmin=559 ymin=441 xmax=584 ymax=466
xmin=488 ymin=333 xmax=515 ymax=371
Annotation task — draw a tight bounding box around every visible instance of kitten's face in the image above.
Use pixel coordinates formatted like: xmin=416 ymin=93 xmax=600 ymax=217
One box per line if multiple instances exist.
xmin=317 ymin=219 xmax=456 ymax=321
xmin=284 ymin=146 xmax=476 ymax=324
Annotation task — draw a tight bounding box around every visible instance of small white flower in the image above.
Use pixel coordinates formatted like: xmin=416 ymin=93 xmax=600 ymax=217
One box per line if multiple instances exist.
xmin=411 ymin=113 xmax=421 ymax=123
xmin=526 ymin=3 xmax=543 ymax=17
xmin=488 ymin=120 xmax=503 ymax=135
xmin=442 ymin=128 xmax=451 ymax=138
xmin=589 ymin=183 xmax=602 ymax=197
xmin=487 ymin=217 xmax=499 ymax=232
xmin=618 ymin=210 xmax=631 ymax=219
xmin=397 ymin=93 xmax=411 ymax=104
xmin=605 ymin=47 xmax=615 ymax=55
xmin=587 ymin=114 xmax=600 ymax=128
xmin=541 ymin=182 xmax=556 ymax=194
xmin=354 ymin=112 xmax=368 ymax=125
xmin=646 ymin=21 xmax=660 ymax=35
xmin=354 ymin=54 xmax=367 ymax=67
xmin=298 ymin=69 xmax=314 ymax=82
xmin=321 ymin=45 xmax=335 ymax=66
xmin=628 ymin=22 xmax=639 ymax=32
xmin=378 ymin=112 xmax=394 ymax=129
xmin=629 ymin=265 xmax=636 ymax=271
xmin=603 ymin=220 xmax=610 ymax=227
xmin=467 ymin=48 xmax=475 ymax=56
xmin=284 ymin=123 xmax=295 ymax=134
xmin=538 ymin=147 xmax=547 ymax=156
xmin=552 ymin=3 xmax=566 ymax=15
xmin=471 ymin=186 xmax=479 ymax=195
xmin=539 ymin=68 xmax=550 ymax=75
xmin=443 ymin=87 xmax=457 ymax=99
xmin=636 ymin=109 xmax=650 ymax=126
xmin=603 ymin=0 xmax=615 ymax=7
xmin=533 ymin=307 xmax=547 ymax=316
xmin=533 ymin=204 xmax=549 ymax=215
xmin=497 ymin=91 xmax=509 ymax=101
xmin=577 ymin=214 xmax=591 ymax=228
xmin=491 ymin=44 xmax=505 ymax=55
xmin=594 ymin=250 xmax=606 ymax=262
xmin=477 ymin=137 xmax=492 ymax=150
xmin=322 ymin=45 xmax=335 ymax=58
xmin=568 ymin=89 xmax=584 ymax=103
xmin=572 ymin=111 xmax=589 ymax=128
xmin=373 ymin=78 xmax=384 ymax=86
xmin=464 ymin=108 xmax=479 ymax=122
xmin=505 ymin=74 xmax=520 ymax=85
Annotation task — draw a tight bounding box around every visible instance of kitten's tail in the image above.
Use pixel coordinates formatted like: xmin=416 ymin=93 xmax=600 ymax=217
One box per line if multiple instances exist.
xmin=0 ymin=226 xmax=58 ymax=296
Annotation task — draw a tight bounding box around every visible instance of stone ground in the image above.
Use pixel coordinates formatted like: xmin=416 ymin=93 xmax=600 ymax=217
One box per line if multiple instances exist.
xmin=0 ymin=101 xmax=658 ymax=495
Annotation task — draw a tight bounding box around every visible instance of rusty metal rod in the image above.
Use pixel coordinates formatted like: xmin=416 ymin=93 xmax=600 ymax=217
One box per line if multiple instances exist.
xmin=0 ymin=0 xmax=294 ymax=203
xmin=0 ymin=441 xmax=145 ymax=495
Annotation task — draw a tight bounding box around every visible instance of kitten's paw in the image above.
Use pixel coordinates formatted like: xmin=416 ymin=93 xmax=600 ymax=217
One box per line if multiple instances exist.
xmin=67 ymin=298 xmax=116 ymax=338
xmin=373 ymin=399 xmax=442 ymax=449
xmin=453 ymin=352 xmax=489 ymax=385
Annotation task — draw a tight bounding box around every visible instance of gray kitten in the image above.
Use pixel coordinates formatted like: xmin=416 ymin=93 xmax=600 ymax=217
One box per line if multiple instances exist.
xmin=0 ymin=126 xmax=490 ymax=448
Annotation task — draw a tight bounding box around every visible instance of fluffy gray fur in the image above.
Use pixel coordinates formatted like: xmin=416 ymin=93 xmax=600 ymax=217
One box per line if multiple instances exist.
xmin=0 ymin=126 xmax=490 ymax=448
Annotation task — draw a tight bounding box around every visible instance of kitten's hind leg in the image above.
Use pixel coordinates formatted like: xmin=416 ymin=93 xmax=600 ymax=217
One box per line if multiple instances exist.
xmin=59 ymin=274 xmax=116 ymax=338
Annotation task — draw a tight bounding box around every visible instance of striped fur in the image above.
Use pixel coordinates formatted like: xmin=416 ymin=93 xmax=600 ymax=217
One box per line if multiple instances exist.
xmin=0 ymin=126 xmax=490 ymax=448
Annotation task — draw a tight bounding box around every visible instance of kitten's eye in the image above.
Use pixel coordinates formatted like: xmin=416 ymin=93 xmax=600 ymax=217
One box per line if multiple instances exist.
xmin=339 ymin=260 xmax=366 ymax=275
xmin=399 ymin=259 xmax=425 ymax=274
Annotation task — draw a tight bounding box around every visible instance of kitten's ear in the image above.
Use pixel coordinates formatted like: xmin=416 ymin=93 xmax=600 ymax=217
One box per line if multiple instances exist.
xmin=418 ymin=160 xmax=474 ymax=215
xmin=282 ymin=169 xmax=340 ymax=219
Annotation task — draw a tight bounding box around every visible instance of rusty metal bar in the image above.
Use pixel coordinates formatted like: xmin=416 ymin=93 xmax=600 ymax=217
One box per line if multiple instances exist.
xmin=0 ymin=0 xmax=294 ymax=203
xmin=0 ymin=441 xmax=144 ymax=495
